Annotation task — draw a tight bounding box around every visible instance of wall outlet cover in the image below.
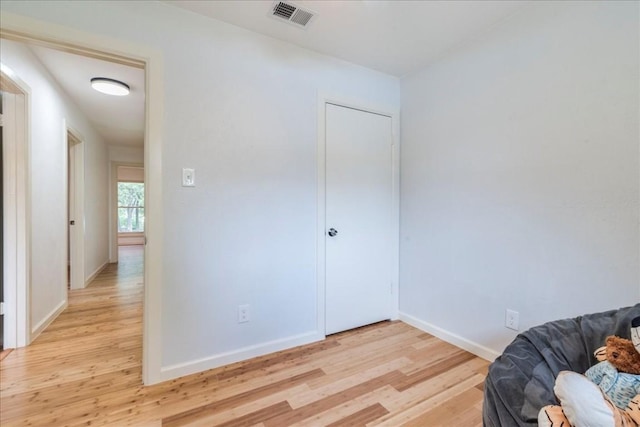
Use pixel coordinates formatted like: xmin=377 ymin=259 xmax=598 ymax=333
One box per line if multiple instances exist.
xmin=238 ymin=304 xmax=250 ymax=323
xmin=505 ymin=309 xmax=520 ymax=331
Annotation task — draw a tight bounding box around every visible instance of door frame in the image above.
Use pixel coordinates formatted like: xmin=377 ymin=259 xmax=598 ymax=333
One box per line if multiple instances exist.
xmin=316 ymin=93 xmax=400 ymax=336
xmin=0 ymin=67 xmax=30 ymax=348
xmin=0 ymin=12 xmax=165 ymax=385
xmin=66 ymin=125 xmax=85 ymax=290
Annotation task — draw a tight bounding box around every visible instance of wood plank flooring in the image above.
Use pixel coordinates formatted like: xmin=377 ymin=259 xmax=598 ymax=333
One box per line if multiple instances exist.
xmin=0 ymin=246 xmax=489 ymax=426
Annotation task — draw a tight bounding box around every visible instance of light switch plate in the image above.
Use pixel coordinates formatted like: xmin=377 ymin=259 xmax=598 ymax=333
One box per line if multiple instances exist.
xmin=182 ymin=168 xmax=195 ymax=187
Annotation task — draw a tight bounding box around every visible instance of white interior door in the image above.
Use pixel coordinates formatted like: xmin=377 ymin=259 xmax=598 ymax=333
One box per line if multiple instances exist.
xmin=325 ymin=103 xmax=393 ymax=335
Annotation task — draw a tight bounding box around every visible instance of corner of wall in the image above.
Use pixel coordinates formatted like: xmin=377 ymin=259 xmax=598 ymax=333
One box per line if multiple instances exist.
xmin=399 ymin=312 xmax=500 ymax=362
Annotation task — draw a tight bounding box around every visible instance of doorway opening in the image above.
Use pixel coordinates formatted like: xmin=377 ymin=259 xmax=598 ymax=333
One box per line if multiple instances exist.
xmin=66 ymin=128 xmax=84 ymax=290
xmin=0 ymin=40 xmax=146 ymax=347
xmin=1 ymin=18 xmax=163 ymax=384
xmin=1 ymin=36 xmax=146 ymax=360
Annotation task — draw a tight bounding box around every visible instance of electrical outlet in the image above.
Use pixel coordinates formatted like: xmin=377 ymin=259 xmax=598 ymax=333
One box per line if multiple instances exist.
xmin=505 ymin=309 xmax=519 ymax=331
xmin=238 ymin=304 xmax=250 ymax=323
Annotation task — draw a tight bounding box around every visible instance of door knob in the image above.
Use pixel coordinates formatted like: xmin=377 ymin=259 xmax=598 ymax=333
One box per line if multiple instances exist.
xmin=328 ymin=228 xmax=338 ymax=237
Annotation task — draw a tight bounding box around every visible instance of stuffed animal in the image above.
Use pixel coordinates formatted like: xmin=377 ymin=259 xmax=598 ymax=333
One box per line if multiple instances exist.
xmin=538 ymin=316 xmax=640 ymax=427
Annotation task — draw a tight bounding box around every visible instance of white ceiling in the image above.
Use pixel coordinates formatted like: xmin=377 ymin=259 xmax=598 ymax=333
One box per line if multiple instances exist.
xmin=25 ymin=1 xmax=530 ymax=149
xmin=164 ymin=0 xmax=530 ymax=77
xmin=30 ymin=45 xmax=145 ymax=147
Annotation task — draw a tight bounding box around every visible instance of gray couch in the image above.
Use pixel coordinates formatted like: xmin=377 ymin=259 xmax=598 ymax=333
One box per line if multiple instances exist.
xmin=483 ymin=303 xmax=640 ymax=426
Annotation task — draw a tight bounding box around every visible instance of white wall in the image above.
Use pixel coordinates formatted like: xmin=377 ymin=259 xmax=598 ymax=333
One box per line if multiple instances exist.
xmin=109 ymin=145 xmax=143 ymax=164
xmin=83 ymin=114 xmax=110 ymax=282
xmin=400 ymin=1 xmax=639 ymax=357
xmin=0 ymin=1 xmax=400 ymax=375
xmin=0 ymin=40 xmax=110 ymax=334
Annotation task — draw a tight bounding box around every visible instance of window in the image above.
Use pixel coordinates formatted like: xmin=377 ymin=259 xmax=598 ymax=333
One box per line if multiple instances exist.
xmin=118 ymin=182 xmax=144 ymax=232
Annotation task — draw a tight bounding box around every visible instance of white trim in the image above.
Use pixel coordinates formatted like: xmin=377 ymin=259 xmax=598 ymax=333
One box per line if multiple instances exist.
xmin=2 ymin=91 xmax=18 ymax=349
xmin=142 ymin=39 xmax=165 ymax=386
xmin=1 ymin=67 xmax=31 ymax=349
xmin=315 ymin=96 xmax=327 ymax=339
xmin=16 ymin=81 xmax=30 ymax=348
xmin=65 ymin=124 xmax=85 ymax=290
xmin=1 ymin=12 xmax=164 ymax=385
xmin=316 ymin=92 xmax=401 ymax=335
xmin=30 ymin=299 xmax=66 ymax=341
xmin=399 ymin=312 xmax=500 ymax=362
xmin=84 ymin=260 xmax=108 ymax=287
xmin=159 ymin=331 xmax=324 ymax=382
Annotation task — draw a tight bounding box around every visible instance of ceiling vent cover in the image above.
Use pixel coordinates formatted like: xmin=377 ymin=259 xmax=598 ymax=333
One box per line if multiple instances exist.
xmin=270 ymin=1 xmax=316 ymax=28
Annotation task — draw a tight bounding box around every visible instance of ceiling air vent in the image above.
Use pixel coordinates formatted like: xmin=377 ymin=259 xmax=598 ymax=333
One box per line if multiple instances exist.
xmin=270 ymin=1 xmax=316 ymax=29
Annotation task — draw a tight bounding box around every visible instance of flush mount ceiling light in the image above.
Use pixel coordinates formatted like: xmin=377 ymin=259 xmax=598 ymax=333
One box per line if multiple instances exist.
xmin=90 ymin=77 xmax=130 ymax=96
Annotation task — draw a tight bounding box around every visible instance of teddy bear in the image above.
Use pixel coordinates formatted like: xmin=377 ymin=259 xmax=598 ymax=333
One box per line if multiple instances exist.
xmin=538 ymin=316 xmax=640 ymax=427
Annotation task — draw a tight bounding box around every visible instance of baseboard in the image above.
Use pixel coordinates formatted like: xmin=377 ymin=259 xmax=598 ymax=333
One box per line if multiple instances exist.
xmin=31 ymin=299 xmax=67 ymax=341
xmin=85 ymin=260 xmax=109 ymax=287
xmin=399 ymin=312 xmax=500 ymax=362
xmin=159 ymin=331 xmax=325 ymax=382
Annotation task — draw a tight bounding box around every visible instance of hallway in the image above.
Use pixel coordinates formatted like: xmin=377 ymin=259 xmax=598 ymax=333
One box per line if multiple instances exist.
xmin=0 ymin=245 xmax=145 ymax=426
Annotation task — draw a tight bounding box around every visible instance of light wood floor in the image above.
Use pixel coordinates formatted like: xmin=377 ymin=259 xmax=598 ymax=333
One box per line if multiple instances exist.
xmin=0 ymin=246 xmax=488 ymax=426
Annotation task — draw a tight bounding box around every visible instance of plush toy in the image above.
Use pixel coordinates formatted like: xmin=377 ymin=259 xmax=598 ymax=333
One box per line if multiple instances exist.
xmin=538 ymin=316 xmax=640 ymax=427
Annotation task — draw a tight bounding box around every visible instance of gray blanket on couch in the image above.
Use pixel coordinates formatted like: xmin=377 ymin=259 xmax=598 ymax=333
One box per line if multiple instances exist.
xmin=483 ymin=303 xmax=640 ymax=426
